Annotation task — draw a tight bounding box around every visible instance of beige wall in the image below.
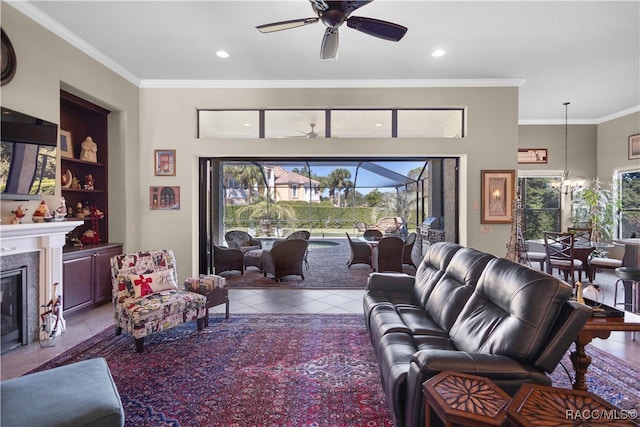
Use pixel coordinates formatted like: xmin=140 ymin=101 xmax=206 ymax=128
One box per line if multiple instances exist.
xmin=597 ymin=112 xmax=640 ymax=179
xmin=519 ymin=124 xmax=598 ymax=228
xmin=0 ymin=4 xmax=140 ymax=249
xmin=140 ymin=87 xmax=519 ymax=274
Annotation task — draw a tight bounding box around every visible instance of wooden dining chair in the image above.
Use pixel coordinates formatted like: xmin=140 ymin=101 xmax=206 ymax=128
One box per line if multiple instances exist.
xmin=544 ymin=232 xmax=583 ymax=286
xmin=567 ymin=227 xmax=593 ymax=246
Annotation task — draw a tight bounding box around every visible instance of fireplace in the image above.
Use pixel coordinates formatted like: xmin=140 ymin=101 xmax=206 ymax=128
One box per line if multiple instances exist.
xmin=0 ymin=221 xmax=82 ymax=347
xmin=1 ymin=267 xmax=28 ymax=353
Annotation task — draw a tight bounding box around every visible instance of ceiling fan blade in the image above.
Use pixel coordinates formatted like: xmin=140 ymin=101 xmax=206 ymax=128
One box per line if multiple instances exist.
xmin=341 ymin=0 xmax=374 ymax=14
xmin=309 ymin=0 xmax=329 ymax=12
xmin=346 ymin=16 xmax=407 ymax=41
xmin=321 ymin=27 xmax=339 ymax=60
xmin=256 ymin=17 xmax=319 ymax=33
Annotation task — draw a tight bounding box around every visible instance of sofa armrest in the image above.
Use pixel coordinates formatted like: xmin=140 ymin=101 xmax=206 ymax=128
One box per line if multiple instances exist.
xmin=533 ymin=300 xmax=592 ymax=372
xmin=367 ymin=272 xmax=415 ymax=292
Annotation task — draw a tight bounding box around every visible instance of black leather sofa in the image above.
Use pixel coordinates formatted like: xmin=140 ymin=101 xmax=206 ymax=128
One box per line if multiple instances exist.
xmin=363 ymin=242 xmax=592 ymax=427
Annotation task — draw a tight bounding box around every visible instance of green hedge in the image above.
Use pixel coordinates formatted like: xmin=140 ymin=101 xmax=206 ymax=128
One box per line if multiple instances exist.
xmin=225 ymin=203 xmax=375 ymax=229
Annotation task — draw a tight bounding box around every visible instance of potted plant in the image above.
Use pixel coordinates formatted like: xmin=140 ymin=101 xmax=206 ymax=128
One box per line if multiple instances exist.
xmin=571 ymin=178 xmax=619 ymax=243
xmin=234 ymin=191 xmax=296 ymax=237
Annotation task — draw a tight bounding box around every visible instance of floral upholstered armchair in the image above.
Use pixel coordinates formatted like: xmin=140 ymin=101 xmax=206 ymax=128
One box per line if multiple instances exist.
xmin=110 ymin=249 xmax=207 ymax=353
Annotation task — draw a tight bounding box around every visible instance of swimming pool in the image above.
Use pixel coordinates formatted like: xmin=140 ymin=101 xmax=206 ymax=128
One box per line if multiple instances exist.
xmin=258 ymin=238 xmax=340 ymax=249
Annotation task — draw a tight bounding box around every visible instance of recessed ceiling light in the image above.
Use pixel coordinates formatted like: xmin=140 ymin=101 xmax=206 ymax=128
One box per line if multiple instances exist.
xmin=216 ymin=50 xmax=230 ymax=59
xmin=432 ymin=49 xmax=445 ymax=58
xmin=375 ymin=123 xmax=383 ymax=127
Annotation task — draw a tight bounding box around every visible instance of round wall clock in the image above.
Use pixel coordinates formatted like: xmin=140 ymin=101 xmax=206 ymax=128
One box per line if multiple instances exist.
xmin=1 ymin=28 xmax=17 ymax=86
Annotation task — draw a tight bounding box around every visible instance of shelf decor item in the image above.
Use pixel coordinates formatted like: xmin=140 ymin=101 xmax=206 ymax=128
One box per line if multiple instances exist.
xmin=481 ymin=170 xmax=515 ymax=224
xmin=154 ymin=149 xmax=176 ymax=176
xmin=79 ymin=136 xmax=98 ymax=163
xmin=629 ymin=134 xmax=640 ymax=160
xmin=59 ymin=130 xmax=74 ymax=158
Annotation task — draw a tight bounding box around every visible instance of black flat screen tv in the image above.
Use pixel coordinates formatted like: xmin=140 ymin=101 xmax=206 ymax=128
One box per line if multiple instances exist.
xmin=1 ymin=107 xmax=58 ymax=200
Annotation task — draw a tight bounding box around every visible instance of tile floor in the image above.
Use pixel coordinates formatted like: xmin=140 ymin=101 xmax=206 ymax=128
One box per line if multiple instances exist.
xmin=2 ymin=275 xmax=639 ymax=381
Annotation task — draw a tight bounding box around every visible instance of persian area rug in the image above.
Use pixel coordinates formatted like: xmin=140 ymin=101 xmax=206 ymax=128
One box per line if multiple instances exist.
xmin=31 ymin=314 xmax=393 ymax=427
xmin=550 ymin=345 xmax=640 ymax=412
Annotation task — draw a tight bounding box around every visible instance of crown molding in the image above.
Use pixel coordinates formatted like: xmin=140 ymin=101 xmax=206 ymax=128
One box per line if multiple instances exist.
xmin=138 ymin=78 xmax=526 ymax=89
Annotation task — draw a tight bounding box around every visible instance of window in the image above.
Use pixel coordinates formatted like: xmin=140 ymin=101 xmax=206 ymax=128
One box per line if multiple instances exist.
xmin=619 ymin=171 xmax=640 ymax=238
xmin=518 ymin=176 xmax=562 ymax=240
xmin=292 ymin=184 xmax=298 ymax=199
xmin=197 ymin=108 xmax=464 ymax=139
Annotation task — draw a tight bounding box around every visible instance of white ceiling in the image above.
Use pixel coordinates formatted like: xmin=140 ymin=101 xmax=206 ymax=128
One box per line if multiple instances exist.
xmin=12 ymin=0 xmax=640 ymax=123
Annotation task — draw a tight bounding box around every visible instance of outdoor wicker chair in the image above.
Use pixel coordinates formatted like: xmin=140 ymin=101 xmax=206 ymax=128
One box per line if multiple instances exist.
xmin=213 ymin=244 xmax=244 ymax=275
xmin=375 ymin=236 xmax=404 ymax=273
xmin=225 ymin=230 xmax=262 ymax=253
xmin=346 ymin=232 xmax=372 ymax=268
xmin=402 ymin=232 xmax=417 ymax=268
xmin=262 ymin=239 xmax=309 ymax=282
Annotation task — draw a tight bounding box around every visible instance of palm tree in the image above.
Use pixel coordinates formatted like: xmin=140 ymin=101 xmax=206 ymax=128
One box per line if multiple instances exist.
xmin=224 ymin=165 xmax=264 ymax=203
xmin=234 ymin=190 xmax=296 ymax=236
xmin=326 ymin=168 xmax=351 ymax=206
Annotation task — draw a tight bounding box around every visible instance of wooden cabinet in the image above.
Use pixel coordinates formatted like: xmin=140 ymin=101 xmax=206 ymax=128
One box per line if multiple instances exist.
xmin=60 ymin=90 xmax=110 ymax=244
xmin=62 ymin=244 xmax=123 ymax=315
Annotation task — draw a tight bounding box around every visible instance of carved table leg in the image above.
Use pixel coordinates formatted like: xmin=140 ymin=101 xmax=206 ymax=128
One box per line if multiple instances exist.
xmin=570 ymin=337 xmax=591 ymax=391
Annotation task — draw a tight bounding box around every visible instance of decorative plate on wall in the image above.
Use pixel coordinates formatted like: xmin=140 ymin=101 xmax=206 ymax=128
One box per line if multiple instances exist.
xmin=1 ymin=28 xmax=17 ymax=86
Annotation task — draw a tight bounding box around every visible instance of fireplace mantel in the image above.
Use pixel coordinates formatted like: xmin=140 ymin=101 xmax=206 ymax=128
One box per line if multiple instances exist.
xmin=1 ymin=220 xmax=83 ymax=340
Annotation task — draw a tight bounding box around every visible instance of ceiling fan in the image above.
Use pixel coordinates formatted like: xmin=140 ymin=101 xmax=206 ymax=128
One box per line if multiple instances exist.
xmin=256 ymin=0 xmax=407 ymax=60
xmin=286 ymin=123 xmax=319 ymax=138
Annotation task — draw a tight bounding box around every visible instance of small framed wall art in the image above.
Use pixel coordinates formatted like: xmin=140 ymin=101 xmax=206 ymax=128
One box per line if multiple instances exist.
xmin=154 ymin=149 xmax=176 ymax=176
xmin=149 ymin=186 xmax=180 ymax=210
xmin=629 ymin=134 xmax=640 ymax=160
xmin=481 ymin=170 xmax=515 ymax=224
xmin=517 ymin=148 xmax=547 ymax=164
xmin=59 ymin=130 xmax=74 ymax=158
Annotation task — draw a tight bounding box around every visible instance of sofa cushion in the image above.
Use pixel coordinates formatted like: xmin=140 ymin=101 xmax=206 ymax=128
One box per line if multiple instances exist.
xmin=422 ymin=247 xmax=495 ymax=333
xmin=449 ymin=257 xmax=572 ymax=364
xmin=411 ymin=242 xmax=462 ymax=306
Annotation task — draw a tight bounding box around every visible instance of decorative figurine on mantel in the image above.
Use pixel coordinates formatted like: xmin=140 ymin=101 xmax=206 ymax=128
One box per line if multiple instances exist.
xmin=32 ymin=200 xmax=52 ymax=222
xmin=79 ymin=136 xmax=97 ymax=163
xmin=11 ymin=205 xmax=27 ymax=224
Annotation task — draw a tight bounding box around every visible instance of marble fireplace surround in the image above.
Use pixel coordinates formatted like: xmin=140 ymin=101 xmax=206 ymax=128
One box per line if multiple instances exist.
xmin=0 ymin=221 xmax=82 ymax=343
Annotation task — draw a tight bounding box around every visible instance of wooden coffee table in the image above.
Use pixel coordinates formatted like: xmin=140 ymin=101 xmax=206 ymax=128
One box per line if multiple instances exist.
xmin=506 ymin=383 xmax=639 ymax=426
xmin=422 ymin=370 xmax=511 ymax=427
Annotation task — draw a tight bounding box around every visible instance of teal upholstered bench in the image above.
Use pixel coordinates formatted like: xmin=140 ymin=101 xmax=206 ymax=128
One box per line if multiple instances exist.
xmin=1 ymin=357 xmax=124 ymax=427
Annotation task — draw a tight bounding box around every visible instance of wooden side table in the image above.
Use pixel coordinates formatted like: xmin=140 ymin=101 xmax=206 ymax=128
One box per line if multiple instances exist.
xmin=185 ymin=280 xmax=230 ymax=327
xmin=506 ymin=383 xmax=639 ymax=426
xmin=422 ymin=370 xmax=511 ymax=427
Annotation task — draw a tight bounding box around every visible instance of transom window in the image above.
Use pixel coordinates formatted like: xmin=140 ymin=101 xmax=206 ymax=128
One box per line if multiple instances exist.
xmin=197 ymin=108 xmax=465 ymax=139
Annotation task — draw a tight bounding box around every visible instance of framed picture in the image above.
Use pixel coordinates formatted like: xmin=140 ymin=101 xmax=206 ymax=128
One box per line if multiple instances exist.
xmin=629 ymin=134 xmax=640 ymax=160
xmin=154 ymin=149 xmax=176 ymax=176
xmin=518 ymin=148 xmax=547 ymax=164
xmin=149 ymin=186 xmax=180 ymax=210
xmin=481 ymin=170 xmax=515 ymax=224
xmin=59 ymin=130 xmax=73 ymax=158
